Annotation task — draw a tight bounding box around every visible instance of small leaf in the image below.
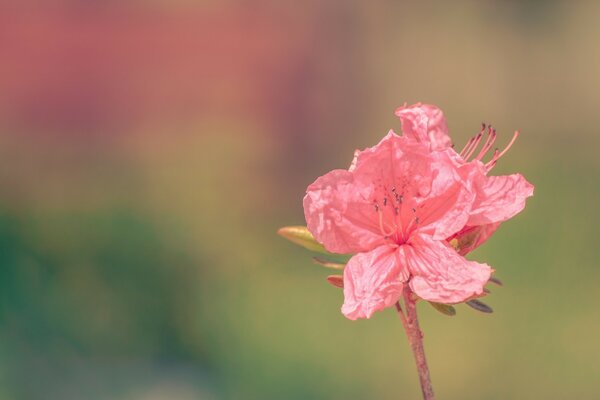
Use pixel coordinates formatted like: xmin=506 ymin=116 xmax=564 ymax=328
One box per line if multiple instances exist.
xmin=429 ymin=302 xmax=456 ymax=316
xmin=326 ymin=275 xmax=344 ymax=288
xmin=488 ymin=276 xmax=503 ymax=286
xmin=312 ymin=257 xmax=345 ymax=270
xmin=277 ymin=226 xmax=329 ymax=254
xmin=466 ymin=299 xmax=493 ymax=313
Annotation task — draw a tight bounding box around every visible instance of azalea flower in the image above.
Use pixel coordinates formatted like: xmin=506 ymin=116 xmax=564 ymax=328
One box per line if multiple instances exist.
xmin=395 ymin=104 xmax=534 ymax=256
xmin=303 ymin=104 xmax=533 ymax=320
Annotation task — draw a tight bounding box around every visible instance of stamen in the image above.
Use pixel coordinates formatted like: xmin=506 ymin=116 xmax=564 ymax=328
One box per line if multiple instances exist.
xmin=495 ymin=130 xmax=519 ymax=161
xmin=459 ymin=136 xmax=475 ymax=158
xmin=463 ymin=132 xmax=484 ymax=160
xmin=485 ymin=130 xmax=519 ymax=170
xmin=474 ymin=126 xmax=497 ymax=161
xmin=459 ymin=123 xmax=486 ymax=160
xmin=401 ymin=207 xmax=420 ymax=237
xmin=485 ymin=148 xmax=500 ymax=170
xmin=378 ymin=208 xmax=395 ymax=237
xmin=391 ymin=187 xmax=403 ymax=207
xmin=391 ymin=186 xmax=403 ymax=203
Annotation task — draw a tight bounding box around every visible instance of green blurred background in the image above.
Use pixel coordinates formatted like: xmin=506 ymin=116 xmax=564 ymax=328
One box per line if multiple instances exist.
xmin=0 ymin=1 xmax=598 ymax=399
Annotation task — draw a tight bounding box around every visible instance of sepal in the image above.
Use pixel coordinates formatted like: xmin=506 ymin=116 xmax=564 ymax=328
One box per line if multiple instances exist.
xmin=277 ymin=226 xmax=329 ymax=254
xmin=428 ymin=302 xmax=457 ymax=316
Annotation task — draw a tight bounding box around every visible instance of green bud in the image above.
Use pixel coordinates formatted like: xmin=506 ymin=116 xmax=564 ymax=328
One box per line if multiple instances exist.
xmin=312 ymin=257 xmax=345 ymax=270
xmin=277 ymin=226 xmax=329 ymax=254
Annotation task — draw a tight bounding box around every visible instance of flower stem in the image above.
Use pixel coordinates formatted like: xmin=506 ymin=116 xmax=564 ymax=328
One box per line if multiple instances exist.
xmin=395 ymin=289 xmax=435 ymax=400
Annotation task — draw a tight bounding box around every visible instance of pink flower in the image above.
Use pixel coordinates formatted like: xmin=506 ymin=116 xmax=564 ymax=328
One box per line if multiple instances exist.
xmin=303 ymin=104 xmax=533 ymax=320
xmin=396 ymin=103 xmax=534 ymax=255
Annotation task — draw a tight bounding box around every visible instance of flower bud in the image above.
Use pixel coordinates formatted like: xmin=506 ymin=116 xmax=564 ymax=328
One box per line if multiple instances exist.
xmin=312 ymin=257 xmax=345 ymax=270
xmin=326 ymin=275 xmax=344 ymax=288
xmin=277 ymin=226 xmax=329 ymax=254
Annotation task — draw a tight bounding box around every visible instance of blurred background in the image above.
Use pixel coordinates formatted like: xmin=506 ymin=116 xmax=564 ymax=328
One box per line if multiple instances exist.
xmin=0 ymin=1 xmax=598 ymax=399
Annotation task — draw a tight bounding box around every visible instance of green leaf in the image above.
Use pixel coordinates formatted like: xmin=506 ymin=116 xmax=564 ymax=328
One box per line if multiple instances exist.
xmin=428 ymin=301 xmax=457 ymax=316
xmin=466 ymin=299 xmax=493 ymax=313
xmin=488 ymin=276 xmax=503 ymax=286
xmin=277 ymin=226 xmax=330 ymax=254
xmin=312 ymin=257 xmax=345 ymax=270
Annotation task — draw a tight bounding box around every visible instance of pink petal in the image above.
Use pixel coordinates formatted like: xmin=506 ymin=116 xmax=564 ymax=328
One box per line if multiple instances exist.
xmin=404 ymin=235 xmax=492 ymax=304
xmin=410 ymin=150 xmax=477 ymax=240
xmin=342 ymin=245 xmax=409 ymax=320
xmin=305 ymin=131 xmax=433 ymax=253
xmin=350 ymin=130 xmax=431 ymax=184
xmin=394 ymin=103 xmax=452 ymax=150
xmin=468 ymin=173 xmax=534 ymax=226
xmin=351 ymin=131 xmax=472 ymax=242
xmin=304 ymin=169 xmax=386 ymax=254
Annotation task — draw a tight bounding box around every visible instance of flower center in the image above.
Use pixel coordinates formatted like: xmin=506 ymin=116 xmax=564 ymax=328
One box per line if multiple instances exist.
xmin=372 ymin=185 xmax=420 ymax=244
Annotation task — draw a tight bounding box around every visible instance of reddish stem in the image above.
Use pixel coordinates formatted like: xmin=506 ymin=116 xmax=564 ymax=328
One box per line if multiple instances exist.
xmin=395 ymin=289 xmax=435 ymax=400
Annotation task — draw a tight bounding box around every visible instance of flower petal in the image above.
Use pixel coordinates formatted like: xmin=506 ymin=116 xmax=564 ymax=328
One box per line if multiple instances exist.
xmin=303 ymin=169 xmax=386 ymax=254
xmin=350 ymin=130 xmax=431 ymax=186
xmin=404 ymin=235 xmax=492 ymax=304
xmin=468 ymin=173 xmax=534 ymax=226
xmin=395 ymin=103 xmax=452 ymax=150
xmin=348 ymin=149 xmax=361 ymax=172
xmin=410 ymin=150 xmax=477 ymax=240
xmin=351 ymin=132 xmax=472 ymax=241
xmin=341 ymin=245 xmax=409 ymax=320
xmin=305 ymin=131 xmax=433 ymax=253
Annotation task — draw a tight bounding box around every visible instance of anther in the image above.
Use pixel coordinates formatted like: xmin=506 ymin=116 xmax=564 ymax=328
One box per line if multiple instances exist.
xmin=474 ymin=126 xmax=497 ymax=161
xmin=404 ymin=211 xmax=420 ymax=235
xmin=460 ymin=124 xmax=487 ymax=160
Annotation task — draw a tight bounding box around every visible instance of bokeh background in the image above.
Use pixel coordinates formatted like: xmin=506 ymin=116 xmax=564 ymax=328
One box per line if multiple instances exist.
xmin=0 ymin=1 xmax=598 ymax=399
